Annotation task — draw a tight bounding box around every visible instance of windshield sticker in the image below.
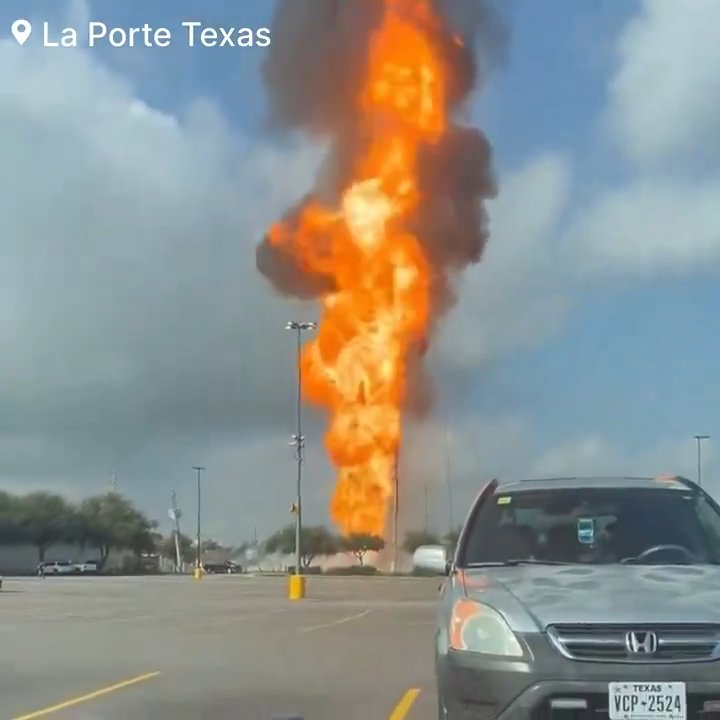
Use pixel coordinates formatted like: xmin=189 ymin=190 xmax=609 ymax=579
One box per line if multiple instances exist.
xmin=496 ymin=496 xmax=511 ymax=505
xmin=577 ymin=517 xmax=595 ymax=544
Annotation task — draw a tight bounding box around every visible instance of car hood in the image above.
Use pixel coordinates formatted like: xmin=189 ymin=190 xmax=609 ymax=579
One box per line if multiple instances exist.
xmin=461 ymin=564 xmax=720 ymax=632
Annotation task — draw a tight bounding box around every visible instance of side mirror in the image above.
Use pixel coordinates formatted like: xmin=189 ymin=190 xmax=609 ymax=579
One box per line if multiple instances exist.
xmin=412 ymin=545 xmax=449 ymax=576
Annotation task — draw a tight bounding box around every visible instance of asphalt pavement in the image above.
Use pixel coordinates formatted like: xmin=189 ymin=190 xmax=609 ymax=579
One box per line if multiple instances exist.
xmin=0 ymin=574 xmax=441 ymax=719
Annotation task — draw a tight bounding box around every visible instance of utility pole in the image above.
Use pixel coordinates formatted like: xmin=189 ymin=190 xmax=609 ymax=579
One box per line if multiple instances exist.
xmin=285 ymin=320 xmax=316 ymax=598
xmin=694 ymin=435 xmax=710 ymax=487
xmin=391 ymin=452 xmax=400 ymax=573
xmin=192 ymin=466 xmax=205 ymax=579
xmin=170 ymin=491 xmax=183 ymax=572
xmin=445 ymin=425 xmax=454 ymax=535
xmin=423 ymin=485 xmax=429 ymax=533
xmin=110 ymin=469 xmax=117 ymax=493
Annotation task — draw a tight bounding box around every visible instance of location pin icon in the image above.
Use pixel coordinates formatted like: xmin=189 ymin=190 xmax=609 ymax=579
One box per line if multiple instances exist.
xmin=11 ymin=19 xmax=32 ymax=46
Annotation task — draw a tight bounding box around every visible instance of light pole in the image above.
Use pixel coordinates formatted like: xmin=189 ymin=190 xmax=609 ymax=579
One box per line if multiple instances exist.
xmin=193 ymin=466 xmax=205 ymax=579
xmin=694 ymin=435 xmax=710 ymax=487
xmin=391 ymin=453 xmax=399 ymax=573
xmin=445 ymin=425 xmax=454 ymax=536
xmin=285 ymin=320 xmax=316 ymax=596
xmin=170 ymin=491 xmax=183 ymax=573
xmin=423 ymin=485 xmax=429 ymax=533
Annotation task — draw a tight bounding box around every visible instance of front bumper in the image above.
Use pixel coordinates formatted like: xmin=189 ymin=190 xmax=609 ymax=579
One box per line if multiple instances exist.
xmin=437 ymin=634 xmax=720 ymax=720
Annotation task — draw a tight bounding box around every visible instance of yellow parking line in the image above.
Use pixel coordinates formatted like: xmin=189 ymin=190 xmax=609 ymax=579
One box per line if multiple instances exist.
xmin=12 ymin=671 xmax=161 ymax=719
xmin=389 ymin=688 xmax=421 ymax=720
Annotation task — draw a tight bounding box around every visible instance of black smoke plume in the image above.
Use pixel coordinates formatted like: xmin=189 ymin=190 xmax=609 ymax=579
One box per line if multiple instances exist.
xmin=256 ymin=0 xmax=508 ymax=411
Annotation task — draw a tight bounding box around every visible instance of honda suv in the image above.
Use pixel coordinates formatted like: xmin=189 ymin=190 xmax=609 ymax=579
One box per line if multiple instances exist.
xmin=424 ymin=476 xmax=720 ymax=720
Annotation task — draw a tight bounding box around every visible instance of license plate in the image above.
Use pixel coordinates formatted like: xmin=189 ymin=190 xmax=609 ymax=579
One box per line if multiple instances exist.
xmin=609 ymin=682 xmax=686 ymax=720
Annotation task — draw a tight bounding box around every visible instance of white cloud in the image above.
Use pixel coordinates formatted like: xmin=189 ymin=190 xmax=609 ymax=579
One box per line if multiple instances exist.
xmin=439 ymin=153 xmax=572 ymax=367
xmin=530 ymin=434 xmax=715 ymax=492
xmin=567 ymin=175 xmax=720 ymax=277
xmin=0 ymin=35 xmax=327 ymax=536
xmin=569 ymin=0 xmax=720 ymax=278
xmin=608 ymin=0 xmax=720 ymax=167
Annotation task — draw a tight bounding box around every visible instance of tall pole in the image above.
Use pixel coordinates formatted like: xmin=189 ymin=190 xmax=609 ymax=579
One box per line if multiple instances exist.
xmin=695 ymin=435 xmax=710 ymax=487
xmin=285 ymin=321 xmax=316 ymax=584
xmin=171 ymin=491 xmax=182 ymax=573
xmin=193 ymin=466 xmax=205 ymax=577
xmin=392 ymin=452 xmax=399 ymax=573
xmin=295 ymin=325 xmax=302 ymax=577
xmin=423 ymin=485 xmax=429 ymax=533
xmin=445 ymin=425 xmax=454 ymax=535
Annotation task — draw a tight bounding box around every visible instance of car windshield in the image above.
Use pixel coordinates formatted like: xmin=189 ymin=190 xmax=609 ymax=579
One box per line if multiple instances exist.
xmin=461 ymin=486 xmax=720 ymax=566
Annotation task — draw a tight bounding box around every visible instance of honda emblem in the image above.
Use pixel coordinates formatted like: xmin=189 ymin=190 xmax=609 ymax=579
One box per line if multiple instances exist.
xmin=625 ymin=630 xmax=658 ymax=655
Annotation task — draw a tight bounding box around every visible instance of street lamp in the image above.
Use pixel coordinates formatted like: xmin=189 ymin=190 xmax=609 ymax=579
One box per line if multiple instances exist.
xmin=285 ymin=320 xmax=316 ymax=593
xmin=445 ymin=425 xmax=454 ymax=535
xmin=391 ymin=453 xmax=399 ymax=573
xmin=694 ymin=435 xmax=710 ymax=487
xmin=193 ymin=466 xmax=205 ymax=579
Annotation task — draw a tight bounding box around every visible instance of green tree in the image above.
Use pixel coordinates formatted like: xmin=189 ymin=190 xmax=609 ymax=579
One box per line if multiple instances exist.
xmin=402 ymin=530 xmax=441 ymax=554
xmin=265 ymin=524 xmax=339 ymax=567
xmin=16 ymin=492 xmax=75 ymax=562
xmin=77 ymin=492 xmax=155 ymax=569
xmin=303 ymin=526 xmax=339 ymax=566
xmin=263 ymin=524 xmax=294 ymax=556
xmin=0 ymin=491 xmax=23 ymax=545
xmin=341 ymin=533 xmax=385 ymax=565
xmin=160 ymin=532 xmax=195 ymax=564
xmin=130 ymin=525 xmax=161 ymax=557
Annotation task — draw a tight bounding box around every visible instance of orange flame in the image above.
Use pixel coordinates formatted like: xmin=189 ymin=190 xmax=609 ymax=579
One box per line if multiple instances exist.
xmin=268 ymin=0 xmax=452 ymax=537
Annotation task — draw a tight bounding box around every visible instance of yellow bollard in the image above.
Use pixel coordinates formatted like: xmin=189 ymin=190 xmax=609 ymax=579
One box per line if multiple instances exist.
xmin=193 ymin=566 xmax=203 ymax=580
xmin=288 ymin=574 xmax=305 ymax=600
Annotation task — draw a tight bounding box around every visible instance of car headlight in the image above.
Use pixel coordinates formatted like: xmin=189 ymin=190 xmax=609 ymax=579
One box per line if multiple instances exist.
xmin=449 ymin=598 xmax=523 ymax=657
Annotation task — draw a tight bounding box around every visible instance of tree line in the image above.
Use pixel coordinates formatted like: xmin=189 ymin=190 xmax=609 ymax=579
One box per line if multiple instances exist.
xmin=263 ymin=524 xmax=462 ymax=568
xmin=0 ymin=490 xmax=160 ymax=567
xmin=0 ymin=486 xmax=463 ymax=571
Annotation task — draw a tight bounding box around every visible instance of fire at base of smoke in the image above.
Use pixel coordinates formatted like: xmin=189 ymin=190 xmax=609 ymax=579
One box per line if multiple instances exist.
xmin=256 ymin=0 xmax=506 ymax=537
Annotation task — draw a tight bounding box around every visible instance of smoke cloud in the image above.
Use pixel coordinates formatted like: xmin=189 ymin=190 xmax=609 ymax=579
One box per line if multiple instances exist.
xmin=256 ymin=0 xmax=508 ymax=411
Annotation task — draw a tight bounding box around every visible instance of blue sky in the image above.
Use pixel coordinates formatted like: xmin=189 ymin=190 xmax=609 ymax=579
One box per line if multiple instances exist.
xmin=2 ymin=0 xmax=719 ymax=539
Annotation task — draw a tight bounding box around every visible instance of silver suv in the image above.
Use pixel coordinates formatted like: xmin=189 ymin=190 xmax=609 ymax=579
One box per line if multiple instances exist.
xmin=424 ymin=476 xmax=720 ymax=720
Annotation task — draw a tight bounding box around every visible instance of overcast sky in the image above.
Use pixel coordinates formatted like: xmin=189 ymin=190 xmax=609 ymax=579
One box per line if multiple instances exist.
xmin=1 ymin=0 xmax=718 ymax=545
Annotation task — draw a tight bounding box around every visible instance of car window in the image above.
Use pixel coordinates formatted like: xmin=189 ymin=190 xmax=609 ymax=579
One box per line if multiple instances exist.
xmin=460 ymin=487 xmax=720 ymax=565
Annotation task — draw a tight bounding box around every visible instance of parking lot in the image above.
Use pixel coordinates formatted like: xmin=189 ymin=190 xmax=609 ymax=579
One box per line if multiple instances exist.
xmin=0 ymin=574 xmax=440 ymax=719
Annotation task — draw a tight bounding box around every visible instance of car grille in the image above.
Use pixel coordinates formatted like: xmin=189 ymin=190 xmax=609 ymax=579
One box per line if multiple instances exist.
xmin=547 ymin=624 xmax=720 ymax=663
xmin=532 ymin=693 xmax=720 ymax=719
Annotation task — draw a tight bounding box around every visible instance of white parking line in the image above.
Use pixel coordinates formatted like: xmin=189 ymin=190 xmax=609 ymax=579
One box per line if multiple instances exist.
xmin=298 ymin=609 xmax=373 ymax=633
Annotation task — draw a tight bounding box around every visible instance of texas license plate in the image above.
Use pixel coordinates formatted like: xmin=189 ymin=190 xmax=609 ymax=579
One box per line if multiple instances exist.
xmin=609 ymin=682 xmax=686 ymax=720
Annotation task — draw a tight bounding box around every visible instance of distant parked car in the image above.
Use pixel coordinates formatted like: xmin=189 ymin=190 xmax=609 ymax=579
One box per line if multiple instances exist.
xmin=74 ymin=560 xmax=99 ymax=574
xmin=203 ymin=561 xmax=241 ymax=574
xmin=40 ymin=560 xmax=75 ymax=575
xmin=412 ymin=544 xmax=448 ymax=574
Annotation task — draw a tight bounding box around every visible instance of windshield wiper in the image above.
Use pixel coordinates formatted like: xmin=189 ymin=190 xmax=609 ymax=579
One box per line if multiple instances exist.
xmin=464 ymin=559 xmax=573 ymax=567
